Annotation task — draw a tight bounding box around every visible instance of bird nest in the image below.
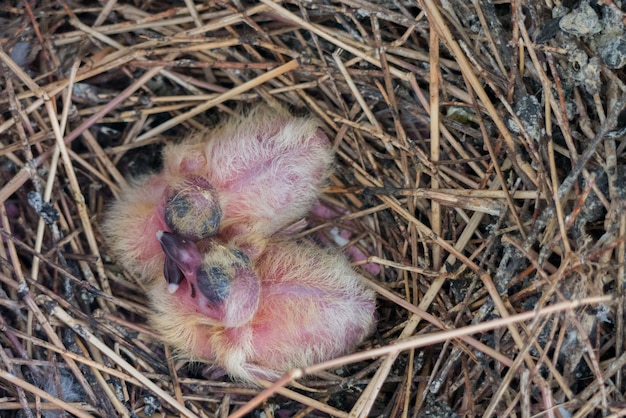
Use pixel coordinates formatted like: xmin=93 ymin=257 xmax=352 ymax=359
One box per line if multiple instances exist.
xmin=0 ymin=0 xmax=624 ymax=416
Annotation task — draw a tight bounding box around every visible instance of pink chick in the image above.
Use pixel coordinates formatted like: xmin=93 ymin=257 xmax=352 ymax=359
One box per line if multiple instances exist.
xmin=104 ymin=106 xmax=376 ymax=382
xmin=103 ymin=107 xmax=332 ymax=284
xmin=151 ymin=230 xmax=376 ymax=382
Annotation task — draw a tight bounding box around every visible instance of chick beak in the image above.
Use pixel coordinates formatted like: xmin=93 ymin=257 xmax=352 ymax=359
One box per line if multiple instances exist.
xmin=163 ymin=256 xmax=183 ymax=293
xmin=156 ymin=230 xmax=201 ymax=293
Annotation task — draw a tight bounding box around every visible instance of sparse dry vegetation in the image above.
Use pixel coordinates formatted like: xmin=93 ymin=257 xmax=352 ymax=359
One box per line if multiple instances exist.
xmin=0 ymin=0 xmax=625 ymax=416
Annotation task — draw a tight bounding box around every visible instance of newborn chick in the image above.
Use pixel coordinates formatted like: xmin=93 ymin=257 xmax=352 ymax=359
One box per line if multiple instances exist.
xmin=104 ymin=107 xmax=332 ymax=283
xmin=104 ymin=107 xmax=376 ymax=383
xmin=152 ymin=231 xmax=376 ymax=382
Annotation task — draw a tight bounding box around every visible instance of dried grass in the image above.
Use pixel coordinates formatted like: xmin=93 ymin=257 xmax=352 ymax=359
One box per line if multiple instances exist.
xmin=0 ymin=0 xmax=624 ymax=416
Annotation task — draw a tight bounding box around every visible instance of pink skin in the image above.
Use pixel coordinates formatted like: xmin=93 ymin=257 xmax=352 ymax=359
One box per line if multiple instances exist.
xmin=156 ymin=231 xmax=260 ymax=327
xmin=162 ymin=108 xmax=333 ymax=242
xmin=151 ymin=234 xmax=375 ymax=382
xmin=104 ymin=108 xmax=376 ymax=382
xmin=103 ymin=108 xmax=332 ymax=282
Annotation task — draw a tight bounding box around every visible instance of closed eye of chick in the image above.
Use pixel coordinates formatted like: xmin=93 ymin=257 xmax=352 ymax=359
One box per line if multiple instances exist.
xmin=104 ymin=106 xmax=376 ymax=383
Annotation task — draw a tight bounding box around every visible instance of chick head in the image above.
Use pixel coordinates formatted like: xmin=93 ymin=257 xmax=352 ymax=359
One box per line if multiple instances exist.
xmin=156 ymin=231 xmax=260 ymax=327
xmin=163 ymin=175 xmax=222 ymax=240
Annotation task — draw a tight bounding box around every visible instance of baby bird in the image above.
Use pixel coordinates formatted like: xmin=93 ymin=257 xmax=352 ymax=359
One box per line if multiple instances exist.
xmin=153 ymin=231 xmax=375 ymax=382
xmin=104 ymin=106 xmax=376 ymax=382
xmin=104 ymin=107 xmax=333 ymax=283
